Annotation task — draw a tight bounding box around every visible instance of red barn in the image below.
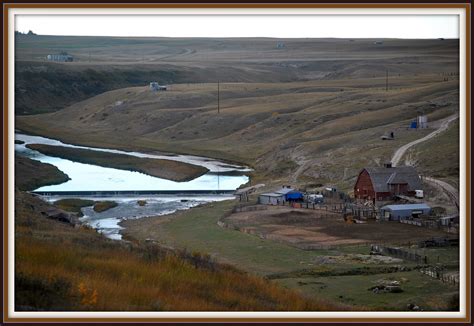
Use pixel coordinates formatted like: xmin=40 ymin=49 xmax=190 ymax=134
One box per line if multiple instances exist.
xmin=354 ymin=164 xmax=422 ymax=202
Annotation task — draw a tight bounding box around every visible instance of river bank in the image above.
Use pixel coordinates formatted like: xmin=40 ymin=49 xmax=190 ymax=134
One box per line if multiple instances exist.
xmin=15 ymin=132 xmax=250 ymax=240
xmin=26 ymin=143 xmax=209 ymax=182
xmin=15 ymin=156 xmax=70 ymax=191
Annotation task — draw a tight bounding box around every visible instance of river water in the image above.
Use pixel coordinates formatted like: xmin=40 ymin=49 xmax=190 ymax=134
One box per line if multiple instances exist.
xmin=15 ymin=134 xmax=249 ymax=192
xmin=15 ymin=133 xmax=249 ymax=239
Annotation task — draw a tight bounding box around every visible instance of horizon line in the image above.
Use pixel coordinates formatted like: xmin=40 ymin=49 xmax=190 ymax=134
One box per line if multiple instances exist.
xmin=15 ymin=32 xmax=459 ymax=40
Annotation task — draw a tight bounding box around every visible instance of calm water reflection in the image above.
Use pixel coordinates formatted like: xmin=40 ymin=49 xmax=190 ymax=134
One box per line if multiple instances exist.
xmin=15 ymin=133 xmax=249 ymax=192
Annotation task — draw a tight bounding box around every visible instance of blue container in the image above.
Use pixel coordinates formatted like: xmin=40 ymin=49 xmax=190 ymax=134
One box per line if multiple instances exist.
xmin=410 ymin=121 xmax=418 ymax=128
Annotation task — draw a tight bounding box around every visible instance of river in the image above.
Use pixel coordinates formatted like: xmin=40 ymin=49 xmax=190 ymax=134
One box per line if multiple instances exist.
xmin=15 ymin=133 xmax=249 ymax=239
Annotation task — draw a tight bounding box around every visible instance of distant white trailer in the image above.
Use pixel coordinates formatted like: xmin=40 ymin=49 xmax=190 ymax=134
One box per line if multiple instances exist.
xmin=415 ymin=190 xmax=424 ymax=199
xmin=150 ymin=82 xmax=167 ymax=91
xmin=47 ymin=53 xmax=73 ymax=62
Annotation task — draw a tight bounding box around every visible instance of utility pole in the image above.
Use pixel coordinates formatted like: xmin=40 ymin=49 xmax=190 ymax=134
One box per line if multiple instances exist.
xmin=217 ymin=81 xmax=220 ymax=114
xmin=386 ymin=69 xmax=388 ymax=91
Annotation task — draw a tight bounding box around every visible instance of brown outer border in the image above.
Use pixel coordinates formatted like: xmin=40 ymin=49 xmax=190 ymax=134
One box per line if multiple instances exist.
xmin=2 ymin=2 xmax=471 ymax=323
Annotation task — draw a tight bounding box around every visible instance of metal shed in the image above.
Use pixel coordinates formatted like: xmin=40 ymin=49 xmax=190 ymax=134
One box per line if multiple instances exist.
xmin=258 ymin=192 xmax=285 ymax=205
xmin=258 ymin=186 xmax=296 ymax=205
xmin=380 ymin=203 xmax=431 ymax=221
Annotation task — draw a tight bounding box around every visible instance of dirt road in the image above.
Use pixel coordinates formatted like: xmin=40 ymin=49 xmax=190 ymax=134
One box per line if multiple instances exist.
xmin=391 ymin=113 xmax=459 ymax=210
xmin=424 ymin=176 xmax=459 ymax=210
xmin=391 ymin=113 xmax=459 ymax=167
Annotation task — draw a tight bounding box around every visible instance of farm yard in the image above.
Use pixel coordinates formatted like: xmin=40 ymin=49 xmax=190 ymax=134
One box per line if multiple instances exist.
xmin=121 ymin=197 xmax=460 ymax=311
xmin=220 ymin=206 xmax=453 ymax=249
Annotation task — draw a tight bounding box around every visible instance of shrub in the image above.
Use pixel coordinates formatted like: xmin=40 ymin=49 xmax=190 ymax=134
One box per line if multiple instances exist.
xmin=93 ymin=201 xmax=118 ymax=213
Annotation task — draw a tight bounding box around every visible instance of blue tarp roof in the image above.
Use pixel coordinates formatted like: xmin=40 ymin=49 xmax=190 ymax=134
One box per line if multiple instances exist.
xmin=382 ymin=203 xmax=431 ymax=211
xmin=285 ymin=192 xmax=304 ymax=200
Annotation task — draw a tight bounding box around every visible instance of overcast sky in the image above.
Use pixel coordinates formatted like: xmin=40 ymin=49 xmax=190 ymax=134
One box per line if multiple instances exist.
xmin=15 ymin=15 xmax=459 ymax=39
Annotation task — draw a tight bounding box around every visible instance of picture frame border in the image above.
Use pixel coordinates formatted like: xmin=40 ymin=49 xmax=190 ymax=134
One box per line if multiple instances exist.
xmin=2 ymin=2 xmax=471 ymax=323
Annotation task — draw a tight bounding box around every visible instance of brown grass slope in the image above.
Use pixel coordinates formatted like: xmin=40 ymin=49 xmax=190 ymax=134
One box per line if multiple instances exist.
xmin=18 ymin=77 xmax=459 ymax=190
xmin=15 ymin=190 xmax=344 ymax=311
xmin=405 ymin=120 xmax=460 ymax=187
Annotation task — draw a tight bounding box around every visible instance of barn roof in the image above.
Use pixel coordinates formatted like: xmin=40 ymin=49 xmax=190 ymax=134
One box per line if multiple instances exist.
xmin=259 ymin=192 xmax=285 ymax=197
xmin=274 ymin=187 xmax=295 ymax=195
xmin=381 ymin=203 xmax=431 ymax=211
xmin=364 ymin=166 xmax=422 ymax=193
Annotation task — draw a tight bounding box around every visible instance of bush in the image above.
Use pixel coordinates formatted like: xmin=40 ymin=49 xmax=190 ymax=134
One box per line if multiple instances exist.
xmin=93 ymin=201 xmax=118 ymax=213
xmin=15 ymin=272 xmax=75 ymax=311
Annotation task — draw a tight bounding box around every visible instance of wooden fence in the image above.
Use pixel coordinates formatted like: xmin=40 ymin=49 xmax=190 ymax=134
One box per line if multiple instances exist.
xmin=420 ymin=267 xmax=459 ymax=286
xmin=371 ymin=244 xmax=428 ymax=264
xmin=400 ymin=218 xmax=459 ymax=234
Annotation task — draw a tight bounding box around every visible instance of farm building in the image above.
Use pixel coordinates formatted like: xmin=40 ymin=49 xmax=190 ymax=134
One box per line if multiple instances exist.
xmin=354 ymin=163 xmax=422 ymax=202
xmin=150 ymin=82 xmax=167 ymax=91
xmin=258 ymin=187 xmax=303 ymax=205
xmin=47 ymin=53 xmax=73 ymax=62
xmin=306 ymin=194 xmax=324 ymax=204
xmin=380 ymin=203 xmax=431 ymax=221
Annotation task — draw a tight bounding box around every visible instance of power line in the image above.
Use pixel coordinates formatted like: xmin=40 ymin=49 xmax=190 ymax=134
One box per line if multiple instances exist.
xmin=217 ymin=81 xmax=220 ymax=114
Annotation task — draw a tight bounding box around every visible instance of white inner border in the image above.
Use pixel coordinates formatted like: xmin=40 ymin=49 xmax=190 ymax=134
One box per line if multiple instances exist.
xmin=7 ymin=7 xmax=468 ymax=320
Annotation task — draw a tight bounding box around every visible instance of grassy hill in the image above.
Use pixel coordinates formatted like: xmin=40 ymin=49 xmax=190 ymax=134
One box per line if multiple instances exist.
xmin=15 ymin=35 xmax=460 ymax=188
xmin=15 ymin=35 xmax=458 ymax=115
xmin=17 ymin=77 xmax=459 ymax=190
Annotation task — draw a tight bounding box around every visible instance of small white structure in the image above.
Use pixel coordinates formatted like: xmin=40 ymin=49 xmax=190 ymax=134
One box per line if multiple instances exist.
xmin=415 ymin=190 xmax=424 ymax=199
xmin=47 ymin=53 xmax=73 ymax=62
xmin=150 ymin=82 xmax=167 ymax=91
xmin=417 ymin=115 xmax=428 ymax=129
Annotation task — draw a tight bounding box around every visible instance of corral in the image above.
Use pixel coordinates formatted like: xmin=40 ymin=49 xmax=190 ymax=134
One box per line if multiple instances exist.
xmin=220 ymin=205 xmax=450 ymax=250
